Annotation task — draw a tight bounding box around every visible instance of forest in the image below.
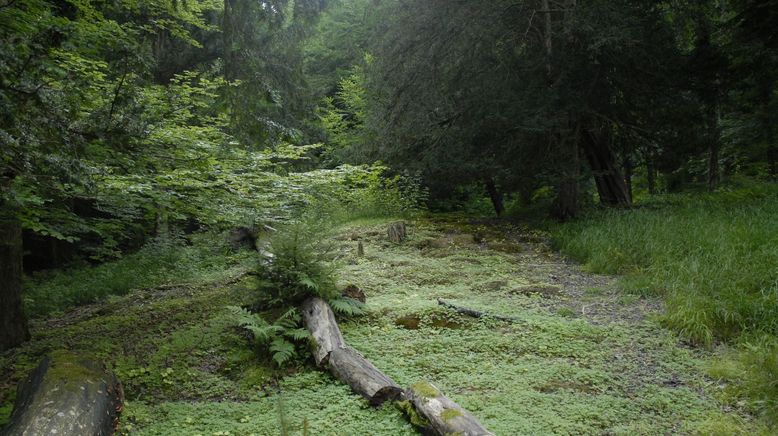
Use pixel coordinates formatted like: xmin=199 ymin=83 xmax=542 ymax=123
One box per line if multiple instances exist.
xmin=1 ymin=0 xmax=777 ymax=434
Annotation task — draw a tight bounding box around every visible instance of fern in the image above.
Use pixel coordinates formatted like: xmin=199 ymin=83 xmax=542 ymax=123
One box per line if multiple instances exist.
xmin=225 ymin=306 xmax=308 ymax=367
xmin=270 ymin=338 xmax=297 ymax=366
xmin=328 ymin=296 xmax=365 ymax=316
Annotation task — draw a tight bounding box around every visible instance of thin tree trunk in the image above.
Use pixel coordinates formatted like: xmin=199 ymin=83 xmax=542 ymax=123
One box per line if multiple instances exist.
xmin=623 ymin=155 xmax=633 ymax=203
xmin=580 ymin=128 xmax=630 ymax=206
xmin=646 ymin=154 xmax=657 ymax=195
xmin=768 ymin=145 xmax=777 ymax=179
xmin=0 ymin=210 xmax=30 ymax=351
xmin=551 ymin=132 xmax=580 ymax=220
xmin=483 ymin=177 xmax=504 ymax=216
xmin=708 ymin=138 xmax=719 ymax=192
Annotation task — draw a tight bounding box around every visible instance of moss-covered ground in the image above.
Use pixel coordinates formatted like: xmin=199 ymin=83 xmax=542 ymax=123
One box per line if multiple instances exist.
xmin=0 ymin=216 xmax=764 ymax=434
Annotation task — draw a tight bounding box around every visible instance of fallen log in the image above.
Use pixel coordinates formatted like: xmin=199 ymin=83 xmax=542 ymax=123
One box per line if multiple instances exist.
xmin=1 ymin=351 xmax=123 ymax=436
xmin=405 ymin=381 xmax=494 ymax=436
xmin=300 ymin=297 xmax=345 ymax=366
xmin=300 ymin=297 xmax=493 ymax=434
xmin=329 ymin=346 xmax=403 ymax=406
xmin=437 ymin=298 xmax=518 ymax=323
xmin=300 ymin=297 xmax=401 ymax=406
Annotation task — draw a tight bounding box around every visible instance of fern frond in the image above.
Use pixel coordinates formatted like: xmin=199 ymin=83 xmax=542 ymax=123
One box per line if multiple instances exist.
xmin=275 ymin=307 xmax=301 ymax=329
xmin=285 ymin=328 xmax=310 ymax=341
xmin=328 ymin=297 xmax=365 ymax=316
xmin=270 ymin=338 xmax=297 ymax=366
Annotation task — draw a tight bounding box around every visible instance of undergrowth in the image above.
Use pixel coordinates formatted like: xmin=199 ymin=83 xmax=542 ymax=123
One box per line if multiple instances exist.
xmin=551 ymin=182 xmax=778 ymax=426
xmin=23 ymin=232 xmax=251 ymax=318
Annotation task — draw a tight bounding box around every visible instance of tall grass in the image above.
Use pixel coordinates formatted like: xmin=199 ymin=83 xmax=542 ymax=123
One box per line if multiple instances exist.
xmin=553 ymin=185 xmax=778 ymax=345
xmin=552 ymin=183 xmax=778 ymax=425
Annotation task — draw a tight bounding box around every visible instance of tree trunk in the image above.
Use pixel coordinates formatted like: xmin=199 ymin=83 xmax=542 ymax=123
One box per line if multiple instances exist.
xmin=0 ymin=211 xmax=29 ymax=351
xmin=405 ymin=381 xmax=494 ymax=436
xmin=646 ymin=155 xmax=657 ymax=195
xmin=708 ymin=139 xmax=719 ymax=192
xmin=483 ymin=177 xmax=504 ymax=216
xmin=300 ymin=298 xmax=402 ymax=406
xmin=623 ymin=155 xmax=633 ymax=203
xmin=329 ymin=346 xmax=404 ymax=406
xmin=580 ymin=129 xmax=630 ymax=206
xmin=300 ymin=297 xmax=345 ymax=366
xmin=0 ymin=351 xmax=123 ymax=436
xmin=551 ymin=133 xmax=580 ymax=220
xmin=769 ymin=145 xmax=777 ymax=179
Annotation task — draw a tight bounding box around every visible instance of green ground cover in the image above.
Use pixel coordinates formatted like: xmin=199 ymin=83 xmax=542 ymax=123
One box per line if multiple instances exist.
xmin=0 ymin=216 xmax=763 ymax=434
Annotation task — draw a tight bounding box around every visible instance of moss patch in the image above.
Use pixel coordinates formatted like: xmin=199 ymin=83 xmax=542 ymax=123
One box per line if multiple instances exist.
xmin=411 ymin=381 xmax=441 ymax=399
xmin=441 ymin=408 xmax=464 ymax=421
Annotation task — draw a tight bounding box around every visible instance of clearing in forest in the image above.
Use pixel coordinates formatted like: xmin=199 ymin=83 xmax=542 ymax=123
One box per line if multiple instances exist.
xmin=0 ymin=216 xmax=748 ymax=435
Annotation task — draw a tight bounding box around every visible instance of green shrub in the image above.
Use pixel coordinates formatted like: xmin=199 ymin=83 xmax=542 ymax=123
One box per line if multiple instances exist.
xmin=253 ymin=218 xmax=363 ymax=314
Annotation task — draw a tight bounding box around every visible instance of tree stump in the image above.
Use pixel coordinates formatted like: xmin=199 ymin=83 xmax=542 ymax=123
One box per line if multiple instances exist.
xmin=387 ymin=222 xmax=407 ymax=244
xmin=405 ymin=381 xmax=494 ymax=436
xmin=1 ymin=351 xmax=123 ymax=436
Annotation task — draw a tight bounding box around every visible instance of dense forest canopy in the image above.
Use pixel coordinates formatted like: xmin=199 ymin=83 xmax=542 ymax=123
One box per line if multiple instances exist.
xmin=1 ymin=0 xmax=778 ymax=432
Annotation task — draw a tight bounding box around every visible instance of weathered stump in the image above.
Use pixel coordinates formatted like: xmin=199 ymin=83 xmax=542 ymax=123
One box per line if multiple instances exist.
xmin=387 ymin=222 xmax=407 ymax=244
xmin=1 ymin=351 xmax=123 ymax=436
xmin=405 ymin=381 xmax=494 ymax=436
xmin=300 ymin=297 xmax=401 ymax=406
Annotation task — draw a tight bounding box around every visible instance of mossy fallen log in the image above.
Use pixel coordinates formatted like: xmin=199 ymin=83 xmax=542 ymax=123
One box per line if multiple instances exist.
xmin=300 ymin=297 xmax=402 ymax=406
xmin=405 ymin=381 xmax=494 ymax=436
xmin=1 ymin=351 xmax=123 ymax=436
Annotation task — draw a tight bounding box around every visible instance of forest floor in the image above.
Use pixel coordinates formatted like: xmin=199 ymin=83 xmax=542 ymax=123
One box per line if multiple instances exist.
xmin=0 ymin=215 xmax=756 ymax=435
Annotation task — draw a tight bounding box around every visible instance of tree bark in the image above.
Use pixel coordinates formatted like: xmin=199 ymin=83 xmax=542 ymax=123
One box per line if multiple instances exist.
xmin=551 ymin=133 xmax=580 ymax=220
xmin=0 ymin=211 xmax=29 ymax=351
xmin=405 ymin=381 xmax=494 ymax=436
xmin=1 ymin=351 xmax=123 ymax=436
xmin=580 ymin=128 xmax=630 ymax=206
xmin=300 ymin=298 xmax=402 ymax=406
xmin=646 ymin=154 xmax=657 ymax=195
xmin=708 ymin=137 xmax=719 ymax=192
xmin=623 ymin=155 xmax=633 ymax=203
xmin=300 ymin=297 xmax=345 ymax=366
xmin=329 ymin=346 xmax=403 ymax=406
xmin=483 ymin=177 xmax=504 ymax=216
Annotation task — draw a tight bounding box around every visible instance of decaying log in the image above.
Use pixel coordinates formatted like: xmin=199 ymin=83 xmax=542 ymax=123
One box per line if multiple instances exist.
xmin=405 ymin=381 xmax=494 ymax=436
xmin=301 ymin=298 xmax=345 ymax=366
xmin=387 ymin=222 xmax=407 ymax=244
xmin=1 ymin=351 xmax=123 ymax=436
xmin=437 ymin=298 xmax=517 ymax=323
xmin=329 ymin=346 xmax=403 ymax=406
xmin=300 ymin=297 xmax=401 ymax=406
